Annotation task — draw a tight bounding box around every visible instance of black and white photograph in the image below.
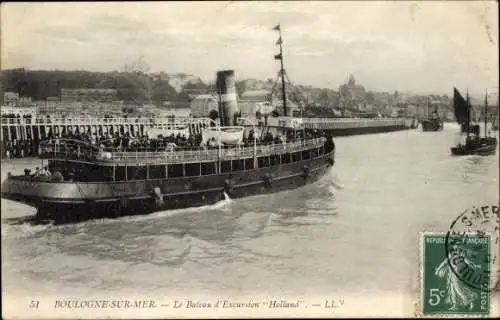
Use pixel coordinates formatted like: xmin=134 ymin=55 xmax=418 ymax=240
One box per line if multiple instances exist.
xmin=1 ymin=1 xmax=499 ymax=318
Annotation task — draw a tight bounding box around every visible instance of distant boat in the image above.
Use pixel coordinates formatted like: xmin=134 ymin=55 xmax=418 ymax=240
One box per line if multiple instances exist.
xmin=450 ymin=88 xmax=497 ymax=156
xmin=421 ymin=98 xmax=443 ymax=132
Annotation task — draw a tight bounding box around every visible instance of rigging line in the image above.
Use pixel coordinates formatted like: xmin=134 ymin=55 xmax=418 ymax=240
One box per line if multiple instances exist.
xmin=269 ymin=72 xmax=282 ymax=102
xmin=284 ymin=73 xmax=307 ymax=109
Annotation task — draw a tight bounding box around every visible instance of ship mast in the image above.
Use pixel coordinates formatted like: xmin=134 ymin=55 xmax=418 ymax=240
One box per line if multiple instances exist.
xmin=484 ymin=89 xmax=488 ymax=137
xmin=466 ymin=89 xmax=470 ymax=141
xmin=273 ymin=24 xmax=287 ymax=117
xmin=426 ymin=97 xmax=430 ymax=118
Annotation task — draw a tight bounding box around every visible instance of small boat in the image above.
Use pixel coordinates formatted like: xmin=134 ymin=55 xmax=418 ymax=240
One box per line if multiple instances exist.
xmin=421 ymin=98 xmax=443 ymax=132
xmin=421 ymin=117 xmax=443 ymax=131
xmin=202 ymin=126 xmax=244 ymax=145
xmin=450 ymin=88 xmax=497 ymax=156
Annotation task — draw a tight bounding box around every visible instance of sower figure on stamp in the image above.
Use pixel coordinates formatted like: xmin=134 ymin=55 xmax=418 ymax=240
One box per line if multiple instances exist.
xmin=434 ymin=246 xmax=480 ymax=311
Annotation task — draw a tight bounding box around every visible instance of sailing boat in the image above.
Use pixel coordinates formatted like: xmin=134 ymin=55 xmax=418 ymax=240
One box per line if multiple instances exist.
xmin=450 ymin=88 xmax=497 ymax=156
xmin=421 ymin=97 xmax=443 ymax=131
xmin=493 ymin=97 xmax=499 ymax=131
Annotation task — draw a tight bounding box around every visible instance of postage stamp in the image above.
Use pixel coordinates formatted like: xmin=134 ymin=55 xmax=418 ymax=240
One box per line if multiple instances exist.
xmin=420 ymin=233 xmax=491 ymax=316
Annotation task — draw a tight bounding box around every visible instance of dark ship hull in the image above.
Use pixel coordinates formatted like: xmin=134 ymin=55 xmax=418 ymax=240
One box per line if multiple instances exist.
xmin=421 ymin=119 xmax=443 ymax=132
xmin=450 ymin=137 xmax=497 ymax=156
xmin=2 ymin=150 xmax=334 ymax=224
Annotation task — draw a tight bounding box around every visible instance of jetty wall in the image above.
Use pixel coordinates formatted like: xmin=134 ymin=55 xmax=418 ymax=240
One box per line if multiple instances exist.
xmin=0 ymin=115 xmax=416 ymax=158
xmin=273 ymin=117 xmax=416 ymax=136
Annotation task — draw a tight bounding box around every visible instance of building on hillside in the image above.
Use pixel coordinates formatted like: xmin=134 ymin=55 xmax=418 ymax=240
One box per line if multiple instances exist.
xmin=3 ymin=91 xmax=33 ymax=107
xmin=357 ymin=103 xmax=377 ymax=112
xmin=92 ymin=101 xmax=125 ymax=116
xmin=1 ymin=105 xmax=37 ymax=116
xmin=338 ymin=75 xmax=366 ymax=104
xmin=60 ymin=88 xmax=118 ymax=103
xmin=239 ymin=89 xmax=301 ymax=117
xmin=38 ymin=101 xmax=84 ymax=115
xmin=167 ymin=73 xmax=201 ymax=93
xmin=406 ymin=104 xmax=418 ymax=117
xmin=4 ymin=92 xmax=19 ymax=105
xmin=239 ymin=90 xmax=272 ymax=116
xmin=156 ymin=107 xmax=191 ymax=118
xmin=35 ymin=99 xmax=124 ymax=116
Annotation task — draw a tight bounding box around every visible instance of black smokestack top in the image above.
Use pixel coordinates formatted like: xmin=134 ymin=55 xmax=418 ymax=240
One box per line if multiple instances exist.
xmin=216 ymin=70 xmax=239 ymax=126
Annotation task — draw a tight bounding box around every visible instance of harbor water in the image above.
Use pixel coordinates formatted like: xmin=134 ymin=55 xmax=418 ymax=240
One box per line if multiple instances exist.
xmin=2 ymin=123 xmax=499 ymax=316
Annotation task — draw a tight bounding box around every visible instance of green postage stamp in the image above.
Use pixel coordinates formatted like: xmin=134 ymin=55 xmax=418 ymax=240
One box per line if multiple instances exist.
xmin=420 ymin=233 xmax=491 ymax=316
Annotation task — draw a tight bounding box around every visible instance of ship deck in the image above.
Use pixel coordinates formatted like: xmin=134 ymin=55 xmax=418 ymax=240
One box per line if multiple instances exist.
xmin=38 ymin=137 xmax=327 ymax=166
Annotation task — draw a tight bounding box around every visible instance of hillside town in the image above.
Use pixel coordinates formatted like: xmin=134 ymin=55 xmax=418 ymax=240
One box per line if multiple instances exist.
xmin=1 ymin=68 xmax=497 ymax=121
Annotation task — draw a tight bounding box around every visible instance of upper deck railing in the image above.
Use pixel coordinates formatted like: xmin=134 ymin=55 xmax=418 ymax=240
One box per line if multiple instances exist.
xmin=275 ymin=116 xmax=407 ymax=129
xmin=2 ymin=114 xmax=409 ymax=129
xmin=0 ymin=116 xmax=212 ymax=127
xmin=39 ymin=138 xmax=326 ymax=165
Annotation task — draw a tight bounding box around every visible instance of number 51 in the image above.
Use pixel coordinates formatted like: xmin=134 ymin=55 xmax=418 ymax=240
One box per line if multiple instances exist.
xmin=29 ymin=300 xmax=39 ymax=309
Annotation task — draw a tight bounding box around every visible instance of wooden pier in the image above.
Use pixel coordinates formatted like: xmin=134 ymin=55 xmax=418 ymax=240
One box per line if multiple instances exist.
xmin=1 ymin=115 xmax=416 ymax=142
xmin=0 ymin=116 xmax=212 ymax=142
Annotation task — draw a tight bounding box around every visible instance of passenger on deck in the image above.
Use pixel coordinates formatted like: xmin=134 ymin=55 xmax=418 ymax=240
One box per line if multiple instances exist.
xmin=208 ymin=137 xmax=217 ymax=147
xmin=52 ymin=171 xmax=64 ymax=182
xmin=31 ymin=167 xmax=40 ymax=179
xmin=39 ymin=166 xmax=51 ymax=178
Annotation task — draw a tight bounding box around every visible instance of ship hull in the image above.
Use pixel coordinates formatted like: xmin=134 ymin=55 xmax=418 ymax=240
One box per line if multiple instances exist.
xmin=421 ymin=119 xmax=443 ymax=132
xmin=2 ymin=152 xmax=334 ymax=224
xmin=450 ymin=137 xmax=497 ymax=156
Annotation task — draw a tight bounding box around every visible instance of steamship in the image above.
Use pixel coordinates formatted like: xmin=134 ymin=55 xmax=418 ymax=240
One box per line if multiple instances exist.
xmin=421 ymin=99 xmax=443 ymax=132
xmin=1 ymin=25 xmax=336 ymax=224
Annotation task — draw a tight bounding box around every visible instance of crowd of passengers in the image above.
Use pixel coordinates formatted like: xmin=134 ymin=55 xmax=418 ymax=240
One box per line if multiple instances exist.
xmin=1 ymin=113 xmax=119 ymax=121
xmin=22 ymin=165 xmax=64 ymax=182
xmin=3 ymin=127 xmax=326 ymax=161
xmin=1 ymin=113 xmax=34 ymax=120
xmin=12 ymin=129 xmax=327 ymax=182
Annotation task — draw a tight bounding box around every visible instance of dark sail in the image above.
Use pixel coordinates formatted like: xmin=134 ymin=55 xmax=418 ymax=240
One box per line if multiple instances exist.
xmin=453 ymin=87 xmax=469 ymax=125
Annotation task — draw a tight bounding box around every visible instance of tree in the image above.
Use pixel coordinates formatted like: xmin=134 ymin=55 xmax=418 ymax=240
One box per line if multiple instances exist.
xmin=235 ymin=81 xmax=246 ymax=97
xmin=122 ymin=55 xmax=153 ymax=104
xmin=152 ymin=79 xmax=176 ymax=106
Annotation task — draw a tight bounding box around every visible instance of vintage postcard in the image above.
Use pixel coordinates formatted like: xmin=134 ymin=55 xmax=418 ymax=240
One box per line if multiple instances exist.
xmin=1 ymin=1 xmax=499 ymax=318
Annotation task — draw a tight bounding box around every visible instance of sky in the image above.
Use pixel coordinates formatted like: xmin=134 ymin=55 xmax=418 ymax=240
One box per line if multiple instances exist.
xmin=1 ymin=1 xmax=499 ymax=95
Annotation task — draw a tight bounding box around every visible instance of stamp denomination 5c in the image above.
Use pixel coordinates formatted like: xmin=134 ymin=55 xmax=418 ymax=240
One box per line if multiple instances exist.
xmin=421 ymin=233 xmax=490 ymax=316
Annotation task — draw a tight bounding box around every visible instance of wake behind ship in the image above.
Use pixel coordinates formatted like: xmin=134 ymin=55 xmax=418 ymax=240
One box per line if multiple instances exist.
xmin=1 ymin=26 xmax=336 ymax=224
